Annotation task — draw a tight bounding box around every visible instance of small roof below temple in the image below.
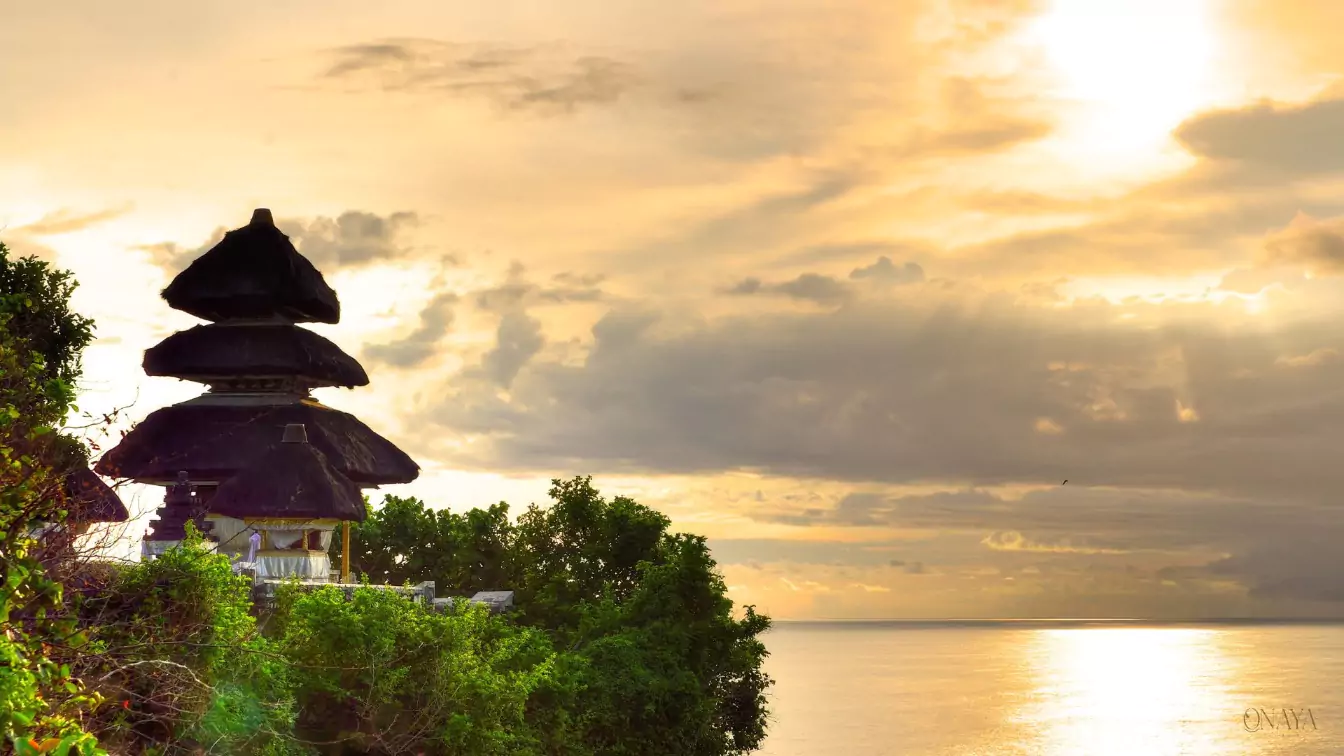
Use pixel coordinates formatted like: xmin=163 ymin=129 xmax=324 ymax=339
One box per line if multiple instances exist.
xmin=143 ymin=323 xmax=370 ymax=388
xmin=61 ymin=468 xmax=129 ymax=524
xmin=146 ymin=472 xmax=209 ymax=542
xmin=209 ymin=424 xmax=367 ymax=522
xmin=161 ymin=209 xmax=341 ymax=324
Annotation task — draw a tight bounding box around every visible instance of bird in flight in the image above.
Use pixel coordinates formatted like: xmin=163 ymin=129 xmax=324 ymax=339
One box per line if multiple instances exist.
xmin=1061 ymin=480 xmax=1068 ymax=485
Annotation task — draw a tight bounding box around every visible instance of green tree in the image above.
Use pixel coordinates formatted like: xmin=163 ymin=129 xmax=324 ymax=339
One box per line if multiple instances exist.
xmin=0 ymin=244 xmax=95 ymax=405
xmin=344 ymin=477 xmax=774 ymax=755
xmin=0 ymin=241 xmax=106 ymax=754
xmin=340 ymin=496 xmax=514 ymax=597
xmin=0 ymin=243 xmax=98 ymax=527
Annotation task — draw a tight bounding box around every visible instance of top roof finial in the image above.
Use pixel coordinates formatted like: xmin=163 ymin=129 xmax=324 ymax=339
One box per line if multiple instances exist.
xmin=250 ymin=208 xmax=274 ymax=227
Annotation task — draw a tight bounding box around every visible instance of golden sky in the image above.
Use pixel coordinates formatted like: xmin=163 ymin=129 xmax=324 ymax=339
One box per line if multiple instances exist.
xmin=6 ymin=0 xmax=1344 ymax=619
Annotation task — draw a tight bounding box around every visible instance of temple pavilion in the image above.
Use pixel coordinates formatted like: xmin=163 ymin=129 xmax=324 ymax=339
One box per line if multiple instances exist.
xmin=96 ymin=208 xmax=419 ymax=577
xmin=209 ymin=422 xmax=367 ymax=578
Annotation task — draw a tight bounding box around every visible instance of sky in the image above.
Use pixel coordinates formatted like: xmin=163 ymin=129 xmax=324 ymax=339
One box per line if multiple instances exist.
xmin=6 ymin=0 xmax=1344 ymax=619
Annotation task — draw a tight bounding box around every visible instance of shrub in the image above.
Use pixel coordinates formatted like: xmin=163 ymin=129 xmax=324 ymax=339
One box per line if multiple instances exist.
xmin=276 ymin=583 xmax=571 ymax=755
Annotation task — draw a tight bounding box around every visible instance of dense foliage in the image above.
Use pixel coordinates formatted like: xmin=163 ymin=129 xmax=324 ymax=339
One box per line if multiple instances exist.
xmin=276 ymin=582 xmax=575 ymax=755
xmin=75 ymin=525 xmax=302 ymax=754
xmin=0 ymin=242 xmax=105 ymax=753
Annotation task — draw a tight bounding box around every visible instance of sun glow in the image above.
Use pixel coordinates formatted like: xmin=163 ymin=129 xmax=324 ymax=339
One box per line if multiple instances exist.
xmin=1026 ymin=0 xmax=1223 ymax=171
xmin=1026 ymin=628 xmax=1240 ymax=756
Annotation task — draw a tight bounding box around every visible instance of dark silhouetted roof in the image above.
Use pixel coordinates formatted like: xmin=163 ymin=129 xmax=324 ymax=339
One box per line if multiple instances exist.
xmin=61 ymin=468 xmax=129 ymax=523
xmin=209 ymin=425 xmax=367 ymax=522
xmin=94 ymin=400 xmax=419 ymax=486
xmin=143 ymin=323 xmax=369 ymax=388
xmin=146 ymin=472 xmax=209 ymax=541
xmin=161 ymin=209 xmax=341 ymax=324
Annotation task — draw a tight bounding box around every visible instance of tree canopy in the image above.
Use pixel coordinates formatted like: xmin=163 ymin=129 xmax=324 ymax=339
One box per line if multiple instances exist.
xmin=0 ymin=244 xmax=95 ymax=400
xmin=340 ymin=478 xmax=774 ymax=755
xmin=0 ymin=241 xmax=107 ymax=754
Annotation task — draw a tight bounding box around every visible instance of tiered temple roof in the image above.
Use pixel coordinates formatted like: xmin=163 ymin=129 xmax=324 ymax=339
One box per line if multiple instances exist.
xmin=97 ymin=401 xmax=416 ymax=486
xmin=143 ymin=323 xmax=369 ymax=388
xmin=96 ymin=208 xmax=418 ymax=532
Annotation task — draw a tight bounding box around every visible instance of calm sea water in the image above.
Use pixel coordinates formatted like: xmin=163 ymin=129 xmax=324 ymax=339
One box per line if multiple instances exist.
xmin=759 ymin=621 xmax=1344 ymax=756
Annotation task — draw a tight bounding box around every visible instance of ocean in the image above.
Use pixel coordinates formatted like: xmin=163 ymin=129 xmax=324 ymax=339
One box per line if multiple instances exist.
xmin=758 ymin=621 xmax=1344 ymax=756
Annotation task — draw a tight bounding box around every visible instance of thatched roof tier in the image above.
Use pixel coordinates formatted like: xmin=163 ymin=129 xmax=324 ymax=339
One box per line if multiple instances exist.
xmin=209 ymin=424 xmax=367 ymax=522
xmin=143 ymin=323 xmax=369 ymax=388
xmin=94 ymin=401 xmax=419 ymax=486
xmin=161 ymin=209 xmax=341 ymax=324
xmin=61 ymin=468 xmax=129 ymax=523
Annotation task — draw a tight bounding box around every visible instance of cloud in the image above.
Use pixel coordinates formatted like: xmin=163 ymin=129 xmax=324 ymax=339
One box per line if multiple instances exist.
xmin=724 ymin=273 xmax=852 ymax=305
xmin=1174 ymin=96 xmax=1344 ymax=174
xmin=772 ymin=274 xmax=852 ymax=305
xmin=781 ymin=241 xmax=931 ymax=267
xmin=1262 ymin=213 xmax=1344 ymax=274
xmin=321 ymin=39 xmax=637 ymax=115
xmin=710 ymin=538 xmax=915 ymax=568
xmin=980 ymin=530 xmax=1127 ymax=555
xmin=417 ymin=286 xmax=1344 ymax=516
xmin=140 ymin=210 xmax=420 ymax=276
xmin=362 ymin=292 xmax=458 ymax=369
xmin=282 ymin=211 xmax=419 ymax=269
xmin=882 ymin=558 xmax=926 ymax=574
xmin=1276 ymin=347 xmax=1339 ymax=368
xmin=15 ymin=205 xmax=132 ymax=236
xmin=137 ymin=239 xmax=212 ymax=274
xmin=540 ymin=271 xmax=606 ymax=303
xmin=481 ymin=310 xmax=545 ymax=388
xmin=1201 ymin=536 xmax=1344 ymax=603
xmin=849 ymin=257 xmax=925 ymax=285
xmin=474 ymin=263 xmax=607 ymax=313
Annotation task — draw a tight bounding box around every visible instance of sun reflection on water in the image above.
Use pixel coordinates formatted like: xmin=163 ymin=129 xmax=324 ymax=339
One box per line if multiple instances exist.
xmin=1023 ymin=628 xmax=1241 ymax=756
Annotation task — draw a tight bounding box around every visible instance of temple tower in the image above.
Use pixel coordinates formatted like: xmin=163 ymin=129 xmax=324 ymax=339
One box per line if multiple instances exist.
xmin=96 ymin=208 xmax=419 ymax=567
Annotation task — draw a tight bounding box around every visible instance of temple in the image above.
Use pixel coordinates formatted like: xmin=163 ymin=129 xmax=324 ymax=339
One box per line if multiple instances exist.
xmin=96 ymin=208 xmax=420 ymax=576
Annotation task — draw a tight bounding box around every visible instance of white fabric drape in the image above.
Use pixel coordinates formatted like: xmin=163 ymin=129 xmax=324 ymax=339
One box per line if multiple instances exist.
xmin=208 ymin=517 xmax=336 ymax=557
xmin=255 ymin=553 xmax=331 ymax=579
xmin=205 ymin=516 xmax=251 ymax=556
